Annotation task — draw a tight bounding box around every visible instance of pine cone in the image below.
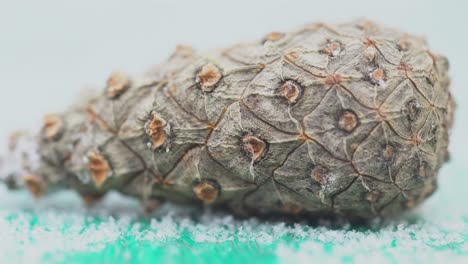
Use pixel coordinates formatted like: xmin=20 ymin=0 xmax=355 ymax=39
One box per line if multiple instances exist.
xmin=2 ymin=19 xmax=455 ymax=219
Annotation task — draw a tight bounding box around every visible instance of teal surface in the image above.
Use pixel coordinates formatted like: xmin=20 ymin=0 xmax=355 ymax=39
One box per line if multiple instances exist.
xmin=0 ymin=162 xmax=467 ymax=263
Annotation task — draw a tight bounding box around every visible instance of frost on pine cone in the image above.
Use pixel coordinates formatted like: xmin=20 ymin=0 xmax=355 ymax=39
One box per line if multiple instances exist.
xmin=1 ymin=19 xmax=455 ymax=219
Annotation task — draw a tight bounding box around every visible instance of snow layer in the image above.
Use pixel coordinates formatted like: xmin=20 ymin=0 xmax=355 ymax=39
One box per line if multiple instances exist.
xmin=0 ymin=163 xmax=467 ymax=264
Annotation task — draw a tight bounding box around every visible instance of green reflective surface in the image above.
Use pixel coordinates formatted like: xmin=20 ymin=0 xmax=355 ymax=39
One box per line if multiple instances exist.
xmin=1 ymin=163 xmax=467 ymax=264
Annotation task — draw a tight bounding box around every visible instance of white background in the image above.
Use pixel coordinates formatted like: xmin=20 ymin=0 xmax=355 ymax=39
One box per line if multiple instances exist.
xmin=0 ymin=0 xmax=466 ymax=165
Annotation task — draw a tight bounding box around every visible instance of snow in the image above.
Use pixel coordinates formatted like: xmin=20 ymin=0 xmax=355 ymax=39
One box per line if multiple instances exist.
xmin=0 ymin=162 xmax=467 ymax=263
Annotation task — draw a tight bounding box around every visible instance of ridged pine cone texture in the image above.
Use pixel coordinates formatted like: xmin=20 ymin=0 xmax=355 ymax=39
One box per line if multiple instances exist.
xmin=15 ymin=20 xmax=455 ymax=219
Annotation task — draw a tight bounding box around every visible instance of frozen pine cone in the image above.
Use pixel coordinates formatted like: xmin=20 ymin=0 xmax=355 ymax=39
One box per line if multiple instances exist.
xmin=0 ymin=19 xmax=455 ymax=220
